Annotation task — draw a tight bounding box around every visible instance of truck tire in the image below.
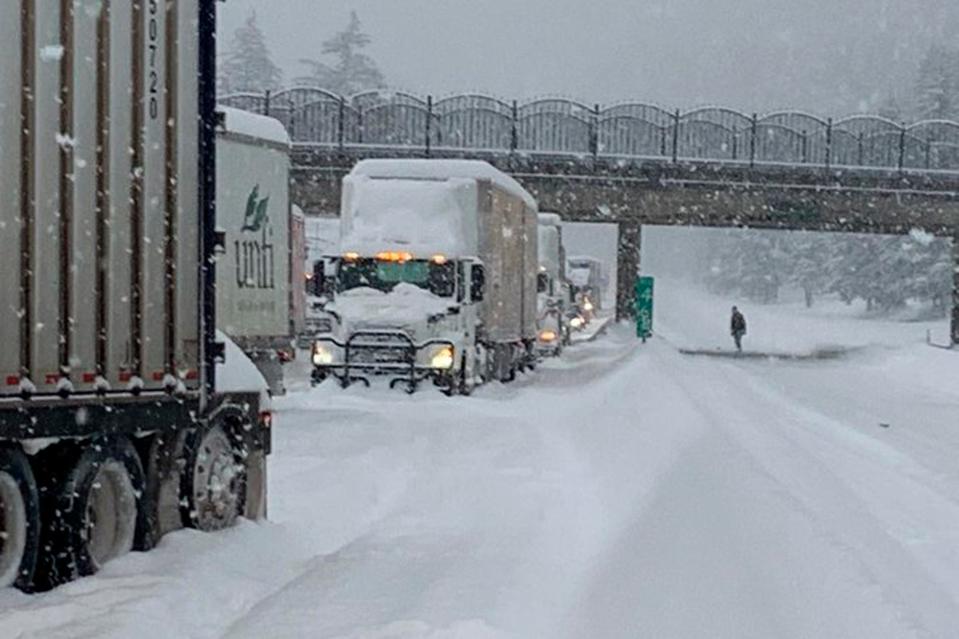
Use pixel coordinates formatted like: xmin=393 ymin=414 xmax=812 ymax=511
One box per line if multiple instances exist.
xmin=0 ymin=447 xmax=39 ymax=590
xmin=48 ymin=437 xmax=146 ymax=582
xmin=181 ymin=423 xmax=246 ymax=532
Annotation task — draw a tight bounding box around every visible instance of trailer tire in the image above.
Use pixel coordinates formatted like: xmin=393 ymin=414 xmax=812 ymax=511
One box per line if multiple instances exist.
xmin=181 ymin=423 xmax=246 ymax=532
xmin=48 ymin=437 xmax=146 ymax=582
xmin=0 ymin=447 xmax=40 ymax=590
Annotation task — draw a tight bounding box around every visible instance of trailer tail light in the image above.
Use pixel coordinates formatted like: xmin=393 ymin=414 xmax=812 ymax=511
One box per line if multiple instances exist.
xmin=259 ymin=411 xmax=273 ymax=428
xmin=82 ymin=373 xmax=97 ymax=383
xmin=119 ymin=371 xmax=133 ymax=382
xmin=45 ymin=373 xmax=60 ymax=385
xmin=185 ymin=369 xmax=199 ymax=380
xmin=5 ymin=376 xmax=18 ymax=386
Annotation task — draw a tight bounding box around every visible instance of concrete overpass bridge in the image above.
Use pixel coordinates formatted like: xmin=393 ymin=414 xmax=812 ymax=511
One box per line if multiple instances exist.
xmin=220 ymin=89 xmax=959 ymax=343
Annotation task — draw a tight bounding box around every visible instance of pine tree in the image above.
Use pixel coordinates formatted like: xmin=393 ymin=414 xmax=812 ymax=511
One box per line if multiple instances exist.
xmin=219 ymin=12 xmax=284 ymax=95
xmin=915 ymin=44 xmax=959 ymax=121
xmin=296 ymin=11 xmax=385 ymax=95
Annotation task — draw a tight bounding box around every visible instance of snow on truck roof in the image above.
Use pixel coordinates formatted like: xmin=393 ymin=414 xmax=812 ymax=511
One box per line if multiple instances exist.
xmin=538 ymin=213 xmax=563 ymax=226
xmin=340 ymin=176 xmax=480 ymax=257
xmin=217 ymin=106 xmax=290 ymax=146
xmin=350 ymin=159 xmax=538 ymax=211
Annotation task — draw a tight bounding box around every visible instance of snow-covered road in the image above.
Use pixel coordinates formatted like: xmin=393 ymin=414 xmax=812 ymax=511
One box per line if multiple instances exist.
xmin=3 ymin=301 xmax=959 ymax=638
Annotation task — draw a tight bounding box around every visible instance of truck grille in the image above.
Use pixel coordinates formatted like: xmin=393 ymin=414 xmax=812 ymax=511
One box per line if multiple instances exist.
xmin=350 ymin=346 xmax=412 ymax=366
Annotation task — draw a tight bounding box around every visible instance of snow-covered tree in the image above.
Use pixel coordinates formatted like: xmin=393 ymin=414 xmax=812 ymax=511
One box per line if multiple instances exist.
xmin=787 ymin=233 xmax=831 ymax=307
xmin=914 ymin=44 xmax=959 ymax=121
xmin=219 ymin=12 xmax=284 ymax=95
xmin=296 ymin=11 xmax=385 ymax=95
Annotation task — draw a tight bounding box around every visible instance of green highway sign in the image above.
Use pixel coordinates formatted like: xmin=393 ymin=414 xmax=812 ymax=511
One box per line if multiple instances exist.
xmin=635 ymin=276 xmax=654 ymax=341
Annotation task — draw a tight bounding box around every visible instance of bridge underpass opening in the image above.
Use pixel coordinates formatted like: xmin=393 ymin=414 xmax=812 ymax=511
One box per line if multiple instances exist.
xmin=560 ymin=221 xmax=619 ymax=319
xmin=638 ymin=225 xmax=955 ymax=356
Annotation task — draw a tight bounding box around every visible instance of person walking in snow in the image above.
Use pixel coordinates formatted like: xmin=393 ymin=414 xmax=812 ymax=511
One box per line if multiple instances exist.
xmin=730 ymin=306 xmax=747 ymax=352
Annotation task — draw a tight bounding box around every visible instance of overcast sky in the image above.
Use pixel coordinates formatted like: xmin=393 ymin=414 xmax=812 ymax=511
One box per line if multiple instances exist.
xmin=218 ymin=0 xmax=959 ymax=116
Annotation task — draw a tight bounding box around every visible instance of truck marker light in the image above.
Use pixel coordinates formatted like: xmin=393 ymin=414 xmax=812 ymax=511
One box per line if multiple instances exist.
xmin=431 ymin=254 xmax=448 ymax=265
xmin=343 ymin=252 xmax=360 ymax=261
xmin=376 ymin=251 xmax=414 ymax=263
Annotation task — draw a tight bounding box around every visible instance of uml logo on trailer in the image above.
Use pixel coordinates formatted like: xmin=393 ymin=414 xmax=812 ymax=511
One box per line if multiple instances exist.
xmin=235 ymin=185 xmax=277 ymax=290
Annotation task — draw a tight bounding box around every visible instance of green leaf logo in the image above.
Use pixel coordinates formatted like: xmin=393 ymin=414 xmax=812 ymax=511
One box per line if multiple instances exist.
xmin=242 ymin=185 xmax=270 ymax=232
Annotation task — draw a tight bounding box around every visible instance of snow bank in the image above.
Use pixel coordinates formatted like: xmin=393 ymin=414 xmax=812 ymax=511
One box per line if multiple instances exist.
xmin=218 ymin=106 xmax=290 ymax=146
xmin=216 ymin=330 xmax=271 ymax=409
xmin=331 ymin=283 xmax=453 ymax=327
xmin=350 ymin=159 xmax=538 ymax=211
xmin=652 ymin=277 xmax=947 ymax=355
xmin=340 ymin=176 xmax=479 ymax=257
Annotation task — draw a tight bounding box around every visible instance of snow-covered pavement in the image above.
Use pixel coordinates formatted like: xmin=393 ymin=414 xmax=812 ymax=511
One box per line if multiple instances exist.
xmin=3 ymin=295 xmax=959 ymax=638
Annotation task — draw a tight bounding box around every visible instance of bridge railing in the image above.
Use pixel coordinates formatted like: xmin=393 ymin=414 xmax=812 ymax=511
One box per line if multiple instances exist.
xmin=218 ymin=89 xmax=959 ymax=172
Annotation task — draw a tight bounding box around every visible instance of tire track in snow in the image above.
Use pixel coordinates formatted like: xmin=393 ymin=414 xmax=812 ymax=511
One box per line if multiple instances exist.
xmin=662 ymin=347 xmax=959 ymax=637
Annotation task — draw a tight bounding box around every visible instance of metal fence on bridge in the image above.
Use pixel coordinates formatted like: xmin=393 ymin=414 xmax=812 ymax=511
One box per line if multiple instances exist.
xmin=219 ymin=88 xmax=959 ymax=172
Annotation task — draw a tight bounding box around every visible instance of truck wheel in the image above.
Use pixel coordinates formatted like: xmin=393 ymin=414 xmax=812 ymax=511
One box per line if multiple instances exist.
xmin=0 ymin=448 xmax=39 ymax=590
xmin=181 ymin=424 xmax=245 ymax=532
xmin=51 ymin=437 xmax=145 ymax=580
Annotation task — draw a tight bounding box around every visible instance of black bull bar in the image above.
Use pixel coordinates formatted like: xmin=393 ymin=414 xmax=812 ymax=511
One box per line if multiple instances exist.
xmin=312 ymin=330 xmax=455 ymax=392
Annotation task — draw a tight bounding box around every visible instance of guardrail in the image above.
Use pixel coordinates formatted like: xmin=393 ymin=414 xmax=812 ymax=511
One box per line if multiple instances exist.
xmin=220 ymin=88 xmax=959 ymax=172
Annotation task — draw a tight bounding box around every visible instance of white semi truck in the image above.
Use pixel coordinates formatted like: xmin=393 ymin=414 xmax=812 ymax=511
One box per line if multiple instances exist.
xmin=536 ymin=213 xmax=572 ymax=356
xmin=216 ymin=107 xmax=294 ymax=395
xmin=568 ymin=255 xmax=607 ymax=323
xmin=310 ymin=160 xmax=539 ymax=393
xmin=0 ymin=1 xmax=270 ymax=592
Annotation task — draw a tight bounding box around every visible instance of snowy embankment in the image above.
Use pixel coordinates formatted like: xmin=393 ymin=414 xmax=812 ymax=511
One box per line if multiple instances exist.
xmin=3 ymin=292 xmax=959 ymax=638
xmin=654 ymin=277 xmax=949 ymax=355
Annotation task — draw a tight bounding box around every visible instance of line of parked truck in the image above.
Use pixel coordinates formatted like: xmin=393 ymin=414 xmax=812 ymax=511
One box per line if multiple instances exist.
xmin=0 ymin=0 xmax=602 ymax=594
xmin=302 ymin=160 xmax=601 ymax=394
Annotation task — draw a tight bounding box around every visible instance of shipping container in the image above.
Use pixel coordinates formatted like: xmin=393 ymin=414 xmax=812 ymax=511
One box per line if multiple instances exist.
xmin=0 ymin=0 xmax=270 ymax=592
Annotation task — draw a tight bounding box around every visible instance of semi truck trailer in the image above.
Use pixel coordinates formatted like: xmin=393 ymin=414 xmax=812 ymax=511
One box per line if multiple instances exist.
xmin=536 ymin=213 xmax=572 ymax=356
xmin=310 ymin=160 xmax=539 ymax=393
xmin=0 ymin=0 xmax=270 ymax=592
xmin=216 ymin=107 xmax=294 ymax=395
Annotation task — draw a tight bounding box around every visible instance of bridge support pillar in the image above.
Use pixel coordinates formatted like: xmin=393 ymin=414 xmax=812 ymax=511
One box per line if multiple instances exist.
xmin=952 ymin=234 xmax=959 ymax=346
xmin=616 ymin=222 xmax=642 ymax=321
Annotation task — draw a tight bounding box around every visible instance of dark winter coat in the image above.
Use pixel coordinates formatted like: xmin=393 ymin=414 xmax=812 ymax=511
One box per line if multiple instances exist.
xmin=731 ymin=311 xmax=747 ymax=334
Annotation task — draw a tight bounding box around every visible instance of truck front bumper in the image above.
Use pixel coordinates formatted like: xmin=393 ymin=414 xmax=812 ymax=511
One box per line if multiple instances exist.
xmin=311 ymin=331 xmax=456 ymax=392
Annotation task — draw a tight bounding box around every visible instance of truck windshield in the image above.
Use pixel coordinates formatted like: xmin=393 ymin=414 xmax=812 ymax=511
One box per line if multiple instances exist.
xmin=337 ymin=259 xmax=456 ymax=297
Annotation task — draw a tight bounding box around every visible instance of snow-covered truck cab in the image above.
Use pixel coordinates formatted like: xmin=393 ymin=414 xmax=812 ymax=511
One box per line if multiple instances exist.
xmin=568 ymin=256 xmax=605 ymax=323
xmin=311 ymin=160 xmax=538 ymax=394
xmin=536 ymin=213 xmax=571 ymax=356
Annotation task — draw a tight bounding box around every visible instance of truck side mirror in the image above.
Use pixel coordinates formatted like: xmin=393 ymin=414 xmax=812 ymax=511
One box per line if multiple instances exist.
xmin=471 ymin=265 xmax=486 ymax=302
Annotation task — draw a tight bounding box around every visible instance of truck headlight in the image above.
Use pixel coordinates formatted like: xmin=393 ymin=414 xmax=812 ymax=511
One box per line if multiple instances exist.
xmin=583 ymin=299 xmax=594 ymax=312
xmin=430 ymin=345 xmax=455 ymax=370
xmin=570 ymin=316 xmax=585 ymax=329
xmin=539 ymin=329 xmax=558 ymax=343
xmin=312 ymin=343 xmax=334 ymax=366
